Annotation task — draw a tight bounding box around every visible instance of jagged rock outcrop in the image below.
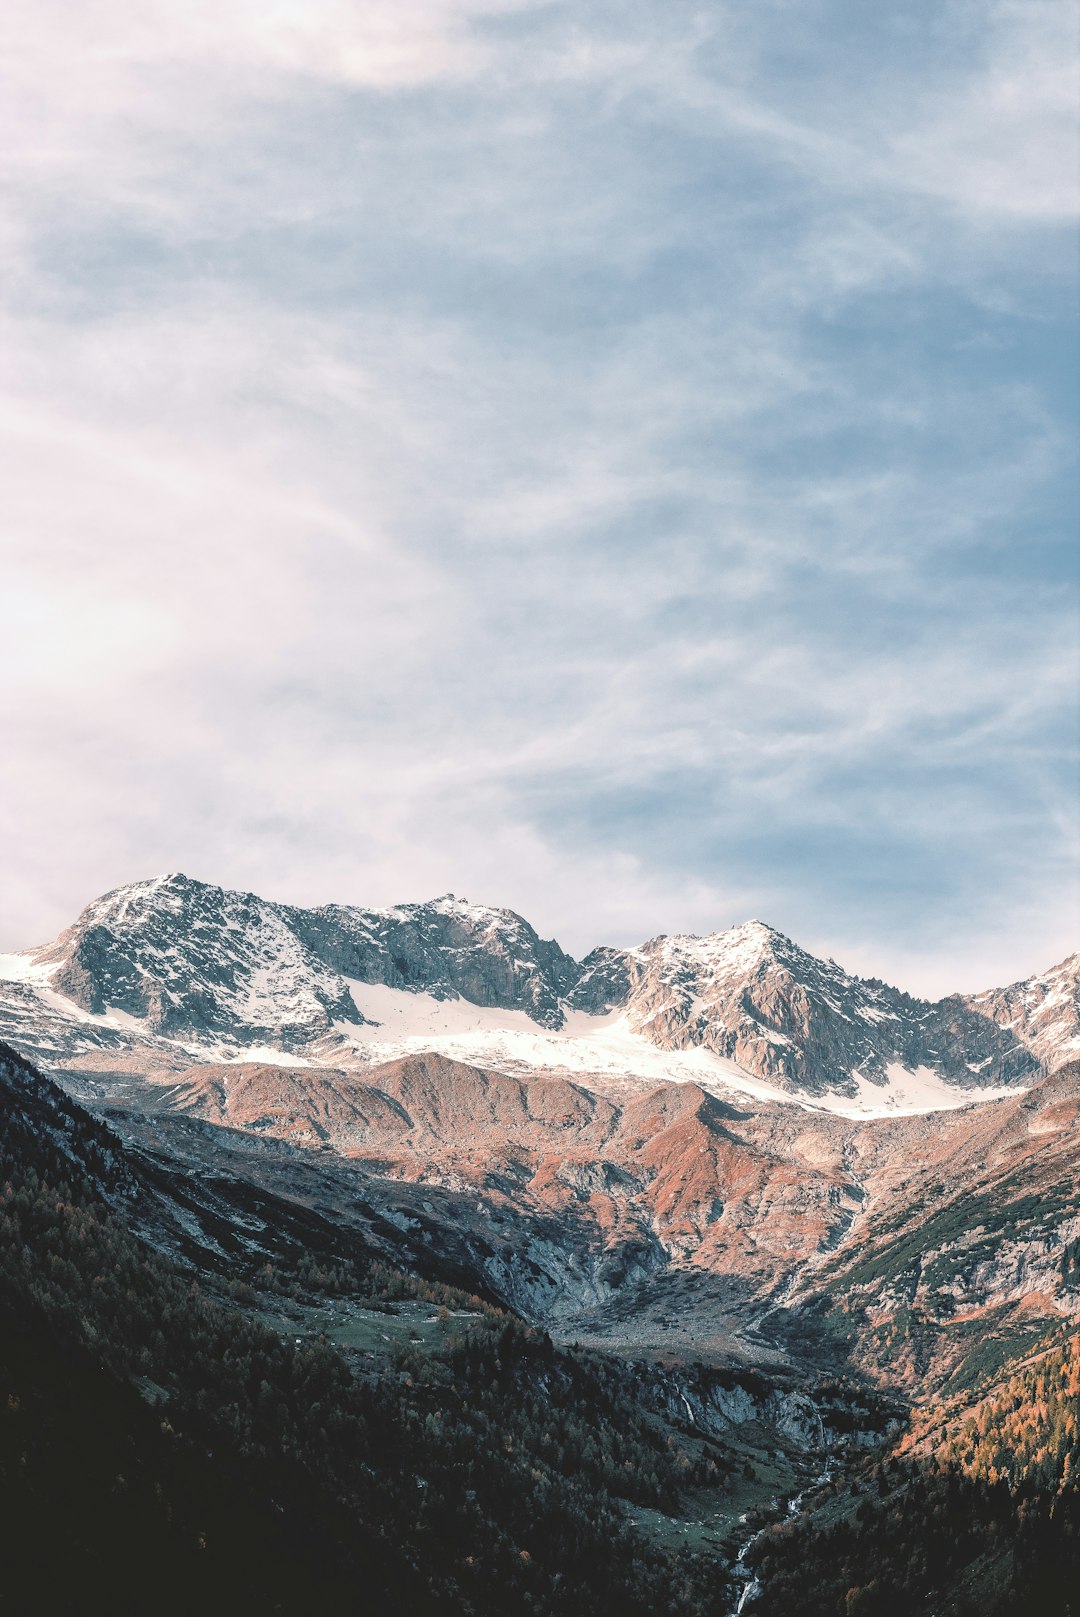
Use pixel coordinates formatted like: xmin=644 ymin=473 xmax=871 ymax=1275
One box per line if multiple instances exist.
xmin=1 ymin=874 xmax=1075 ymax=1102
xmin=27 ymin=876 xmax=580 ymax=1047
xmin=35 ymin=875 xmax=358 ymax=1048
xmin=606 ymin=922 xmax=1045 ymax=1095
xmin=957 ymin=951 xmax=1080 ymax=1073
xmin=566 ymin=945 xmax=633 ymax=1013
xmin=284 ymin=893 xmax=581 ymax=1028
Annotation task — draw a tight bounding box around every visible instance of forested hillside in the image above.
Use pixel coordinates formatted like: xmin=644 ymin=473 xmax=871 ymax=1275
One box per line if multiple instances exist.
xmin=745 ymin=1329 xmax=1080 ymax=1616
xmin=0 ymin=1043 xmax=731 ymax=1615
xmin=936 ymin=1333 xmax=1080 ymax=1492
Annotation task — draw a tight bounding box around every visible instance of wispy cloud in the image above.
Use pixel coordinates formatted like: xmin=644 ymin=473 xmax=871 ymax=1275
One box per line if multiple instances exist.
xmin=1 ymin=1 xmax=1076 ymax=994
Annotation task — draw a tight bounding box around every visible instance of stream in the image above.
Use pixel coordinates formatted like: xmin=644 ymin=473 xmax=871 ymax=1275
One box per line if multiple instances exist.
xmin=726 ymin=1456 xmax=837 ymax=1615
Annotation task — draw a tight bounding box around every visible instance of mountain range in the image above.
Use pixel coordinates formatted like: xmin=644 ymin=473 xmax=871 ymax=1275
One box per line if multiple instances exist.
xmin=3 ymin=872 xmax=1079 ymax=1614
xmin=1 ymin=872 xmax=1077 ymax=1371
xmin=2 ymin=872 xmax=1075 ymax=1107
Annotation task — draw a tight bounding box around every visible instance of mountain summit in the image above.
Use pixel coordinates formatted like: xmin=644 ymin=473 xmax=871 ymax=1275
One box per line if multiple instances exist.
xmin=1 ymin=873 xmax=1076 ymax=1107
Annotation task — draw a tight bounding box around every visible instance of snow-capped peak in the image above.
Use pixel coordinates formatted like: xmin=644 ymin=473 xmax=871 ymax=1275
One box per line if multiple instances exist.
xmin=0 ymin=875 xmax=1072 ymax=1113
xmin=641 ymin=920 xmax=791 ymax=978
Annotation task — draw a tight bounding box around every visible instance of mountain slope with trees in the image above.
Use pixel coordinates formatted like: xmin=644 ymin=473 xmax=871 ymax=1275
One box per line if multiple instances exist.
xmin=745 ymin=1326 xmax=1080 ymax=1616
xmin=0 ymin=1040 xmax=742 ymax=1615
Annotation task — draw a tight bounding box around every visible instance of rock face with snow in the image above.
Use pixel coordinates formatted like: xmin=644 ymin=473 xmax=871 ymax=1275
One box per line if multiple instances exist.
xmin=283 ymin=894 xmax=581 ymax=1029
xmin=27 ymin=876 xmax=581 ymax=1047
xmin=602 ymin=923 xmax=1045 ymax=1097
xmin=34 ymin=875 xmax=359 ymax=1051
xmin=956 ymin=952 xmax=1080 ymax=1074
xmin=1 ymin=874 xmax=1076 ymax=1104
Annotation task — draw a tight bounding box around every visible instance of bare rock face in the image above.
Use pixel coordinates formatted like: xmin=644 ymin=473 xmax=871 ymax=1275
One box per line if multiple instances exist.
xmin=956 ymin=951 xmax=1080 ymax=1073
xmin=604 ymin=922 xmax=1048 ymax=1095
xmin=150 ymin=1050 xmax=862 ymax=1301
xmin=795 ymin=1061 xmax=1080 ymax=1393
xmin=2 ymin=874 xmax=1075 ymax=1101
xmin=93 ymin=1047 xmax=1080 ymax=1363
xmin=284 ymin=894 xmax=581 ymax=1028
xmin=36 ymin=875 xmax=359 ymax=1049
xmin=565 ymin=946 xmax=632 ymax=1013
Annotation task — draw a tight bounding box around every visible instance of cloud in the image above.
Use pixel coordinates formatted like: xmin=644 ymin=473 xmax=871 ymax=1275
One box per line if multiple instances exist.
xmin=888 ymin=0 xmax=1079 ymax=222
xmin=0 ymin=1 xmax=1076 ymax=995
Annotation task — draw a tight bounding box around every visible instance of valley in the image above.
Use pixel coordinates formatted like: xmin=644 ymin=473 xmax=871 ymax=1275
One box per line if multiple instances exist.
xmin=1 ymin=874 xmax=1078 ymax=1613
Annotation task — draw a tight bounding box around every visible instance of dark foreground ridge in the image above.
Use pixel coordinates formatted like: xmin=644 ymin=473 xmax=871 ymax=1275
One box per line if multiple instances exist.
xmin=0 ymin=1040 xmax=740 ymax=1615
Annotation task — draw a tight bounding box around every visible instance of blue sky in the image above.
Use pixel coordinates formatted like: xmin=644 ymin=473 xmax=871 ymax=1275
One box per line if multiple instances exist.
xmin=2 ymin=0 xmax=1077 ymax=993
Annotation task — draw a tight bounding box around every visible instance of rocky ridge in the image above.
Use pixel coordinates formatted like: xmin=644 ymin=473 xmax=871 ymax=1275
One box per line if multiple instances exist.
xmin=961 ymin=950 xmax=1080 ymax=1073
xmin=1 ymin=874 xmax=1076 ymax=1104
xmin=59 ymin=1041 xmax=1080 ymax=1377
xmin=599 ymin=922 xmax=1047 ymax=1095
xmin=150 ymin=1052 xmax=860 ymax=1300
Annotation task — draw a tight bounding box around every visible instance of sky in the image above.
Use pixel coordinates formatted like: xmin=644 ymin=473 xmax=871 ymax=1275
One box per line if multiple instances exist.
xmin=2 ymin=0 xmax=1078 ymax=995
